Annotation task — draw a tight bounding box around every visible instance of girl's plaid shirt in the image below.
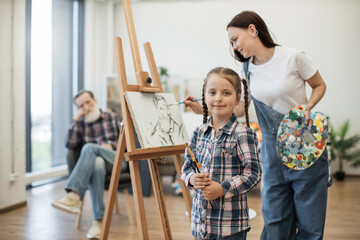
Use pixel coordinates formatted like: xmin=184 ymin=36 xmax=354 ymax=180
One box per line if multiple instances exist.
xmin=181 ymin=114 xmax=262 ymax=239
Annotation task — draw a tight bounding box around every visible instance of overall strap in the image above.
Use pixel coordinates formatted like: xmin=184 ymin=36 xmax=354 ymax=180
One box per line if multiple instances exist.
xmin=242 ymin=59 xmax=284 ymax=136
xmin=243 ymin=60 xmax=250 ymax=80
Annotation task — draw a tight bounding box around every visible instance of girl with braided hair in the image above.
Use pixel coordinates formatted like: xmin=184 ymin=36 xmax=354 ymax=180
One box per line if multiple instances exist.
xmin=181 ymin=67 xmax=261 ymax=240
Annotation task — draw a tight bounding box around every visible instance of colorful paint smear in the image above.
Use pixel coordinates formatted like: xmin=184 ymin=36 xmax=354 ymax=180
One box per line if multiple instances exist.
xmin=276 ymin=105 xmax=328 ymax=170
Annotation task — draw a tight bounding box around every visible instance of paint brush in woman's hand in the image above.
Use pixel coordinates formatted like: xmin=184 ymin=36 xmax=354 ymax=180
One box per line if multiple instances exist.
xmin=168 ymin=98 xmax=202 ymax=106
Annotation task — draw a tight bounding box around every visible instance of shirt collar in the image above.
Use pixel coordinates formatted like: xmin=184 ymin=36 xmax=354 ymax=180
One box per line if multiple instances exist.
xmin=204 ymin=113 xmax=238 ymax=135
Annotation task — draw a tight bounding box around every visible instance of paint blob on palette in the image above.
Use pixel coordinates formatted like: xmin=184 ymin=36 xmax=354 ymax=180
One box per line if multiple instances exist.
xmin=276 ymin=105 xmax=328 ymax=170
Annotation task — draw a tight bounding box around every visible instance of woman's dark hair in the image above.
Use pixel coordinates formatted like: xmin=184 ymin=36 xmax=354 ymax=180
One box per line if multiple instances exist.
xmin=227 ymin=11 xmax=278 ymax=62
xmin=202 ymin=67 xmax=250 ymax=127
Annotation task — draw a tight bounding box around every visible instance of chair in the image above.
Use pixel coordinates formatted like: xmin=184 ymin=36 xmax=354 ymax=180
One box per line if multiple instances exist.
xmin=68 ymin=124 xmax=138 ymax=228
xmin=75 ymin=166 xmax=134 ymax=228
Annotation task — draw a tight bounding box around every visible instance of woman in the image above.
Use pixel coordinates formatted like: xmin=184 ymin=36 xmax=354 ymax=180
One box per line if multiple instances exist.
xmin=185 ymin=11 xmax=329 ymax=240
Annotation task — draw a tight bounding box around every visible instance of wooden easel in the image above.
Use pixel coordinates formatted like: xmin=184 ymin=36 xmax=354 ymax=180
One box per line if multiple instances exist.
xmin=101 ymin=0 xmax=192 ymax=239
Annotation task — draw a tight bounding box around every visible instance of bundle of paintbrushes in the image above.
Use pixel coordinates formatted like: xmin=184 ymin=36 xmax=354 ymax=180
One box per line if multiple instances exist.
xmin=185 ymin=143 xmax=202 ymax=173
xmin=185 ymin=143 xmax=213 ymax=208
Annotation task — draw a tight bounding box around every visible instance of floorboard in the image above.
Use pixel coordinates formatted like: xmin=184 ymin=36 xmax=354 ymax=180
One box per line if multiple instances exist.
xmin=0 ymin=176 xmax=359 ymax=239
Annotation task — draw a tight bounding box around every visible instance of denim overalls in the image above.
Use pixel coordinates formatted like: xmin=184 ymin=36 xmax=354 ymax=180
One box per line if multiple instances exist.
xmin=243 ymin=61 xmax=329 ymax=240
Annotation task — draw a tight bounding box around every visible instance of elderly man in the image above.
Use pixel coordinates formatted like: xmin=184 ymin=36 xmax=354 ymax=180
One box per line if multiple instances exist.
xmin=52 ymin=90 xmax=127 ymax=239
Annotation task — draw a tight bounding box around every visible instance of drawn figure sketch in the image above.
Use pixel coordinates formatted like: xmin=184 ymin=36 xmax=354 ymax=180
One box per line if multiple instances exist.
xmin=124 ymin=92 xmax=188 ymax=148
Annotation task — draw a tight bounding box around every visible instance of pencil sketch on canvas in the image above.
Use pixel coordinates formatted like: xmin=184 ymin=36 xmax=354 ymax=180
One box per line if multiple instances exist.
xmin=124 ymin=92 xmax=188 ymax=148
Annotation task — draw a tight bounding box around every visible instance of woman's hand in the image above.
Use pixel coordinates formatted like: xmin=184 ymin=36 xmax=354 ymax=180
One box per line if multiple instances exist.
xmin=304 ymin=109 xmax=313 ymax=127
xmin=184 ymin=95 xmax=203 ymax=114
xmin=189 ymin=173 xmax=211 ymax=189
xmin=202 ymin=180 xmax=225 ymax=201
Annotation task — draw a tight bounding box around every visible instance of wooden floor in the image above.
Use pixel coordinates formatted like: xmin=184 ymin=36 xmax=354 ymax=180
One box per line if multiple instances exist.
xmin=0 ymin=176 xmax=359 ymax=240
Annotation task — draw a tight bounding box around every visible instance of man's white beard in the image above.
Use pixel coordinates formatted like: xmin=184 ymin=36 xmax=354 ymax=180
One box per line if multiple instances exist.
xmin=85 ymin=105 xmax=101 ymax=123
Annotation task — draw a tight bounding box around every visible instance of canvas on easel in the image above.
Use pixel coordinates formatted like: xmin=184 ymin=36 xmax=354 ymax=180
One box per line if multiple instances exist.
xmin=125 ymin=92 xmax=189 ymax=148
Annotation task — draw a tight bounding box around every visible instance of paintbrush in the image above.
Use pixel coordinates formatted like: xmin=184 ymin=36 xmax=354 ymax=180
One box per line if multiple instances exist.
xmin=185 ymin=143 xmax=202 ymax=173
xmin=168 ymin=98 xmax=202 ymax=106
xmin=185 ymin=143 xmax=214 ymax=208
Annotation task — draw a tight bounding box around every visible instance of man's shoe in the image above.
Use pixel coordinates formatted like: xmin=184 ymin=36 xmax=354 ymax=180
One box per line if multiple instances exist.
xmin=51 ymin=192 xmax=80 ymax=214
xmin=86 ymin=219 xmax=102 ymax=239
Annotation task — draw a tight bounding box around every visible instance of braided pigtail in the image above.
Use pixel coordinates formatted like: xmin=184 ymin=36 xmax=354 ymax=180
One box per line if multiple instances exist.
xmin=202 ymin=86 xmax=208 ymax=124
xmin=241 ymin=79 xmax=250 ymax=127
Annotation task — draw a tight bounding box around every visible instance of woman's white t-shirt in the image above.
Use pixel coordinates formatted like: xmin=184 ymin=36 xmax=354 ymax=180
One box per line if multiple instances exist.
xmin=240 ymin=46 xmax=317 ymax=115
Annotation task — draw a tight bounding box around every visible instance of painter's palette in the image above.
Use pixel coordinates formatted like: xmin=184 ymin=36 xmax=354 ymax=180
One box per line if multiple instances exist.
xmin=276 ymin=105 xmax=328 ymax=170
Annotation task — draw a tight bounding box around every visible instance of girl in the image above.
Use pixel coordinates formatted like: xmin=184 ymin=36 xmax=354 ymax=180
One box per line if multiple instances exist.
xmin=181 ymin=67 xmax=261 ymax=240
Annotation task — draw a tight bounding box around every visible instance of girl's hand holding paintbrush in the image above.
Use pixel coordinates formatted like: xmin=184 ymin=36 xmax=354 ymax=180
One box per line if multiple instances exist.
xmin=186 ymin=143 xmax=224 ymax=201
xmin=190 ymin=173 xmax=211 ymax=190
xmin=185 ymin=143 xmax=211 ymax=189
xmin=189 ymin=173 xmax=224 ymax=201
xmin=201 ymin=180 xmax=225 ymax=201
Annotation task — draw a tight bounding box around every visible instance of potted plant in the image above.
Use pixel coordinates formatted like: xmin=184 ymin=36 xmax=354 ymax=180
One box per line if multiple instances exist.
xmin=329 ymin=120 xmax=360 ymax=180
xmin=158 ymin=66 xmax=169 ymax=92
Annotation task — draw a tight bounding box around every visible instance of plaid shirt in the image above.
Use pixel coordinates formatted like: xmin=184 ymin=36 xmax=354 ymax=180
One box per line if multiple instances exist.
xmin=181 ymin=114 xmax=261 ymax=239
xmin=65 ymin=111 xmax=122 ymax=150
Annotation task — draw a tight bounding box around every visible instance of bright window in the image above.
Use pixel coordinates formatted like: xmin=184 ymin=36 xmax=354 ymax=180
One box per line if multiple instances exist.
xmin=26 ymin=0 xmax=83 ymax=174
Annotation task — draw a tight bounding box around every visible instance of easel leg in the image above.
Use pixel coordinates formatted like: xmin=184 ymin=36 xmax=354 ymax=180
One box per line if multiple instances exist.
xmin=148 ymin=159 xmax=172 ymax=240
xmin=129 ymin=160 xmax=149 ymax=240
xmin=101 ymin=127 xmax=126 ymax=240
xmin=172 ymin=155 xmax=192 ymax=222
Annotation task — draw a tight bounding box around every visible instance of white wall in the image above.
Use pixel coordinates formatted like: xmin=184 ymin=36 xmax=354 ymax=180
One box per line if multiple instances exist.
xmin=0 ymin=0 xmax=26 ymax=209
xmin=83 ymin=0 xmax=117 ymax=110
